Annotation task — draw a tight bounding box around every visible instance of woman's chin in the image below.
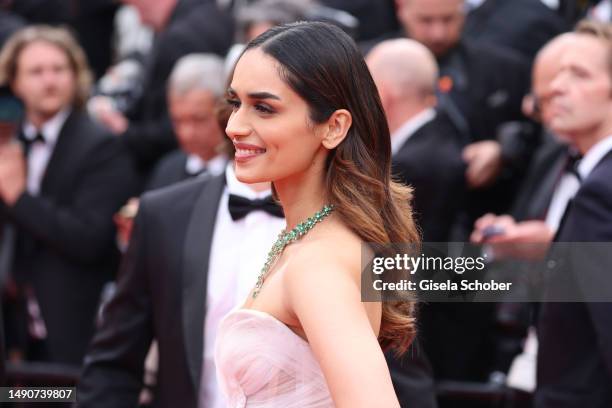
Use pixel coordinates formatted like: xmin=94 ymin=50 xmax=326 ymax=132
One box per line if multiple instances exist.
xmin=234 ymin=168 xmax=267 ymax=184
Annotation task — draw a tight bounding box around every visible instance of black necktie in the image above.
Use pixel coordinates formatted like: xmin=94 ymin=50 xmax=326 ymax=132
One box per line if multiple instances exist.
xmin=228 ymin=194 xmax=284 ymax=221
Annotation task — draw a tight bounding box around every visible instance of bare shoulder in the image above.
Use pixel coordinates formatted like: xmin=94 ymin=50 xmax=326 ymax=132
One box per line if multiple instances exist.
xmin=280 ymin=219 xmax=375 ymax=312
xmin=284 ymin=221 xmax=363 ymax=286
xmin=280 ymin=219 xmax=382 ymax=335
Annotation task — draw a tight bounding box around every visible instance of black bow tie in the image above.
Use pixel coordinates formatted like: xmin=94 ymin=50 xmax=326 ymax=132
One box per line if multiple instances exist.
xmin=18 ymin=132 xmax=45 ymax=144
xmin=228 ymin=194 xmax=284 ymax=221
xmin=18 ymin=132 xmax=45 ymax=154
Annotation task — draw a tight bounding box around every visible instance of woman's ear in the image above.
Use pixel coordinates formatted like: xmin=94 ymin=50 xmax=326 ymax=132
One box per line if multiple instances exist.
xmin=322 ymin=109 xmax=352 ymax=149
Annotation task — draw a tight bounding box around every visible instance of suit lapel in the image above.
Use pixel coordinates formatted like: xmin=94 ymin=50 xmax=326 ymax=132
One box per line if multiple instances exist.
xmin=394 ymin=119 xmax=434 ymax=161
xmin=40 ymin=112 xmax=81 ymax=197
xmin=182 ymin=173 xmax=226 ymax=394
xmin=533 ymin=148 xmax=568 ymax=219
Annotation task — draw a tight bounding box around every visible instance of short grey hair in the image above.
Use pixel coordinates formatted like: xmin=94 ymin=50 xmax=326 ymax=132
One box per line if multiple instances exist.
xmin=167 ymin=53 xmax=226 ymax=97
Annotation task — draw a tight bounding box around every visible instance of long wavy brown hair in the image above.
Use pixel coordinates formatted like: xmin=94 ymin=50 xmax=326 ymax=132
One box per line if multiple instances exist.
xmin=243 ymin=22 xmax=420 ymax=355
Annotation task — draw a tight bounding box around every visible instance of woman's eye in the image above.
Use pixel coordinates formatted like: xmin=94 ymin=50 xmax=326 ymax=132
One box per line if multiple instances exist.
xmin=255 ymin=104 xmax=274 ymax=114
xmin=226 ymin=99 xmax=241 ymax=109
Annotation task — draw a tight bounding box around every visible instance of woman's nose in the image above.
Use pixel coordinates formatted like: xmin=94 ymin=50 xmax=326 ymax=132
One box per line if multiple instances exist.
xmin=225 ymin=109 xmax=251 ymax=140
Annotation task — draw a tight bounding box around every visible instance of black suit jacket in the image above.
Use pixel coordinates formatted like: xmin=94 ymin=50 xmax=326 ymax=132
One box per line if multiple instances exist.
xmin=0 ymin=110 xmax=139 ymax=364
xmin=511 ymin=132 xmax=567 ymax=222
xmin=536 ymin=151 xmax=612 ymax=407
xmin=122 ymin=0 xmax=234 ymax=170
xmin=145 ymin=150 xmax=190 ymax=191
xmin=78 ymin=175 xmax=226 ymax=407
xmin=391 ymin=111 xmax=466 ymax=242
xmin=438 ymin=38 xmax=540 ymax=233
xmin=387 ymin=112 xmax=464 ymax=406
xmin=437 ymin=39 xmax=530 ymax=147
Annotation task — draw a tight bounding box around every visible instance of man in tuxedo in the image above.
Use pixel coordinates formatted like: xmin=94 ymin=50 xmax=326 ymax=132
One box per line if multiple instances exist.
xmin=395 ymin=0 xmax=538 ymax=237
xmin=92 ymin=0 xmax=234 ymax=171
xmin=533 ymin=21 xmax=612 ymax=407
xmin=78 ymin=164 xmax=285 ymax=407
xmin=476 ymin=23 xmax=612 ymax=405
xmin=0 ymin=26 xmax=138 ymax=364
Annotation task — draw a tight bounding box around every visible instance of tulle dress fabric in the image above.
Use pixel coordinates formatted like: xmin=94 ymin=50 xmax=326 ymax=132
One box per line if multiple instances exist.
xmin=215 ymin=308 xmax=334 ymax=407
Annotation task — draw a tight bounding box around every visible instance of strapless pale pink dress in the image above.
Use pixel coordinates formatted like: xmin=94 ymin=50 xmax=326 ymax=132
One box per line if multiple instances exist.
xmin=215 ymin=308 xmax=335 ymax=407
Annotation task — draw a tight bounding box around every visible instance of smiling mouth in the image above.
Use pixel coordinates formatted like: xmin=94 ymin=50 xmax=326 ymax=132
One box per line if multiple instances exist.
xmin=236 ymin=147 xmax=266 ymax=155
xmin=234 ymin=142 xmax=266 ymax=161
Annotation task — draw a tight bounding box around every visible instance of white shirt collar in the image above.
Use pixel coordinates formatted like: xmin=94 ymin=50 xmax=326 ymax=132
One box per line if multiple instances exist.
xmin=466 ymin=0 xmax=486 ymax=10
xmin=577 ymin=134 xmax=612 ymax=180
xmin=590 ymin=0 xmax=611 ymax=21
xmin=22 ymin=108 xmax=71 ymax=147
xmin=185 ymin=153 xmax=227 ymax=177
xmin=468 ymin=0 xmax=560 ymax=11
xmin=390 ymin=108 xmax=436 ymax=155
xmin=225 ymin=162 xmax=273 ymax=200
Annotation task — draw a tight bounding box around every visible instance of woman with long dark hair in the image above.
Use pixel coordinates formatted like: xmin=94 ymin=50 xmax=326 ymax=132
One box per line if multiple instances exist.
xmin=215 ymin=21 xmax=419 ymax=407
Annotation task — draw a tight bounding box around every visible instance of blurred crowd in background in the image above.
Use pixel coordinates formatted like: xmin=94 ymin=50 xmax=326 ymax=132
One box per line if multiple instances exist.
xmin=1 ymin=0 xmax=611 ymax=407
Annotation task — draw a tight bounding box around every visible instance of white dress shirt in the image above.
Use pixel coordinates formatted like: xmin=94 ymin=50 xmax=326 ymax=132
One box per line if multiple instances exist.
xmin=21 ymin=108 xmax=71 ymax=196
xmin=467 ymin=0 xmax=560 ymax=11
xmin=466 ymin=0 xmax=486 ymax=10
xmin=185 ymin=153 xmax=227 ymax=177
xmin=590 ymin=0 xmax=611 ymax=21
xmin=199 ymin=163 xmax=286 ymax=408
xmin=390 ymin=108 xmax=436 ymax=156
xmin=546 ymin=135 xmax=612 ymax=232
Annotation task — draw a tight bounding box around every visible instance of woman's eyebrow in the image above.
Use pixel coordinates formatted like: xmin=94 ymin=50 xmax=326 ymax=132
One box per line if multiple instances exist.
xmin=226 ymin=87 xmax=281 ymax=101
xmin=247 ymin=91 xmax=281 ymax=101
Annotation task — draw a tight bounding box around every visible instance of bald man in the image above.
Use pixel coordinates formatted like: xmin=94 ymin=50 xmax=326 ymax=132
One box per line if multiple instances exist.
xmin=367 ymin=39 xmax=465 ymax=243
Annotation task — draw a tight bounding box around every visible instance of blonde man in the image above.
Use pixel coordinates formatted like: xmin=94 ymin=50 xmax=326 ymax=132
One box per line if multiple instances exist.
xmin=0 ymin=26 xmax=138 ymax=364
